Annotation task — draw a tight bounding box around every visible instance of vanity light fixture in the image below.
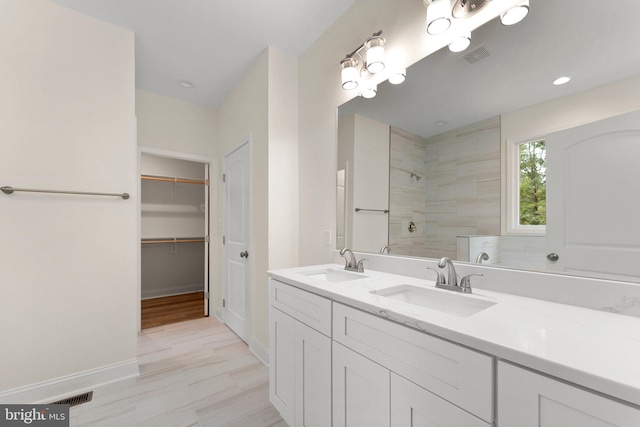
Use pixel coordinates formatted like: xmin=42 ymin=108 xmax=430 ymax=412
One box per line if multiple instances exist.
xmin=553 ymin=76 xmax=571 ymax=86
xmin=364 ymin=35 xmax=386 ymax=73
xmin=448 ymin=31 xmax=472 ymax=52
xmin=340 ymin=58 xmax=359 ymax=90
xmin=340 ymin=30 xmax=398 ymax=96
xmin=425 ymin=0 xmax=452 ymax=35
xmin=500 ymin=0 xmax=529 ymax=26
xmin=361 ymin=85 xmax=378 ymax=99
xmin=388 ymin=69 xmax=407 ymax=85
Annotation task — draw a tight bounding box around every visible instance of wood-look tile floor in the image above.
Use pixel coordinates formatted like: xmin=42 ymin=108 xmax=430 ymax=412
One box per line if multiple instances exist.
xmin=141 ymin=292 xmax=205 ymax=330
xmin=69 ymin=317 xmax=286 ymax=427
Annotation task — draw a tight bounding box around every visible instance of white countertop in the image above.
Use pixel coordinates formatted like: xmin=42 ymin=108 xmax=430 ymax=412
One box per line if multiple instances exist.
xmin=269 ymin=264 xmax=640 ymax=406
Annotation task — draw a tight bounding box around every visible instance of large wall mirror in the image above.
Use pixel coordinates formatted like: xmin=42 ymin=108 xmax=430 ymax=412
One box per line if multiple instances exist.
xmin=337 ymin=0 xmax=640 ymax=283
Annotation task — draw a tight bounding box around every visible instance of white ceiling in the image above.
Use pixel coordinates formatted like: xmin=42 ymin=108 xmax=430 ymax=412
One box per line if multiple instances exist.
xmin=339 ymin=0 xmax=640 ymax=139
xmin=49 ymin=0 xmax=356 ymax=108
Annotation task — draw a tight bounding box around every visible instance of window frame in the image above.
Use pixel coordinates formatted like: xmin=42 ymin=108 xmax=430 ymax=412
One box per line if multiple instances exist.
xmin=506 ymin=137 xmax=547 ymax=235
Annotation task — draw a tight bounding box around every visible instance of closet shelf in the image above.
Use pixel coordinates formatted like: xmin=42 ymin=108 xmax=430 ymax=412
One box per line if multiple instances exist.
xmin=141 ymin=203 xmax=205 ymax=214
xmin=141 ymin=237 xmax=206 ymax=245
xmin=141 ymin=174 xmax=208 ymax=186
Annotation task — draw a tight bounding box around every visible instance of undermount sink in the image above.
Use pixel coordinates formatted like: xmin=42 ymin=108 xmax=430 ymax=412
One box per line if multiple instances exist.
xmin=372 ymin=284 xmax=496 ymax=317
xmin=302 ymin=268 xmax=367 ymax=283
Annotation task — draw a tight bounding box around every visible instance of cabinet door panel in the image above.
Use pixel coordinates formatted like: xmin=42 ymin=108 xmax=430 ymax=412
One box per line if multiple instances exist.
xmin=270 ymin=279 xmax=332 ymax=336
xmin=333 ymin=342 xmax=390 ymax=427
xmin=269 ymin=307 xmax=295 ymax=426
xmin=296 ymin=321 xmax=331 ymax=427
xmin=333 ymin=303 xmax=493 ymax=422
xmin=498 ymin=361 xmax=640 ymax=427
xmin=391 ymin=374 xmax=489 ymax=427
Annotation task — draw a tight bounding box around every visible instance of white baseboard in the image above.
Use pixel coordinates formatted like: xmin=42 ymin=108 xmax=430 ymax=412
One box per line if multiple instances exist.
xmin=214 ymin=307 xmax=225 ymax=322
xmin=141 ymin=284 xmax=203 ymax=300
xmin=0 ymin=359 xmax=139 ymax=404
xmin=249 ymin=337 xmax=269 ymax=367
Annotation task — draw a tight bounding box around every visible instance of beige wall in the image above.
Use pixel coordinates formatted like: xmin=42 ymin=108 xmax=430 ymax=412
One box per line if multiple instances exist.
xmin=217 ymin=50 xmax=270 ymax=348
xmin=0 ymin=0 xmax=137 ymax=393
xmin=216 ymin=47 xmax=299 ymax=351
xmin=267 ymin=48 xmax=299 ymax=271
xmin=136 ymin=89 xmax=218 ymax=157
xmin=297 ymin=0 xmax=521 ymax=265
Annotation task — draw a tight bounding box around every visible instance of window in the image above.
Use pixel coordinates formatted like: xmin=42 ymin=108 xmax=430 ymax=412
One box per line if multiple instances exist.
xmin=518 ymin=140 xmax=546 ymax=226
xmin=506 ymin=138 xmax=546 ymax=234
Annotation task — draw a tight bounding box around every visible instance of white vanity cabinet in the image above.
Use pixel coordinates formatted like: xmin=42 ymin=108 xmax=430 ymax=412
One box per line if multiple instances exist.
xmin=333 ymin=342 xmax=391 ymax=427
xmin=269 ymin=279 xmax=332 ymax=427
xmin=498 ymin=361 xmax=640 ymax=427
xmin=332 ymin=303 xmax=493 ymax=427
xmin=391 ymin=374 xmax=489 ymax=427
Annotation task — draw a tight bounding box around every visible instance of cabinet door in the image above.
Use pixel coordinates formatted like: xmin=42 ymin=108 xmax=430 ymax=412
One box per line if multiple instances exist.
xmin=295 ymin=320 xmax=331 ymax=427
xmin=498 ymin=362 xmax=640 ymax=427
xmin=391 ymin=374 xmax=489 ymax=427
xmin=269 ymin=307 xmax=296 ymax=426
xmin=333 ymin=303 xmax=493 ymax=422
xmin=333 ymin=342 xmax=390 ymax=427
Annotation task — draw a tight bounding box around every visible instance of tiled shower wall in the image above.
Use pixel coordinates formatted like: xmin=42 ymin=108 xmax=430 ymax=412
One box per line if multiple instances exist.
xmin=389 ymin=117 xmax=501 ymax=259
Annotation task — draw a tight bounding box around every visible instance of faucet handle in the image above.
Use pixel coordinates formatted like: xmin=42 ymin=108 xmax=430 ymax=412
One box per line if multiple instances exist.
xmin=426 ymin=267 xmax=446 ymax=285
xmin=460 ymin=273 xmax=483 ymax=289
xmin=356 ymin=258 xmax=368 ymax=273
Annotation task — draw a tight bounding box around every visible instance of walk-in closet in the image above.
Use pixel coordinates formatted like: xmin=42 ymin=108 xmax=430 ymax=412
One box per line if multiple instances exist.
xmin=140 ymin=154 xmax=210 ymax=329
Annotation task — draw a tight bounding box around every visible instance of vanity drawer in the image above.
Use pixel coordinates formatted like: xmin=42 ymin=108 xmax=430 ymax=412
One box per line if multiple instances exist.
xmin=333 ymin=302 xmax=493 ymax=422
xmin=269 ymin=279 xmax=332 ymax=337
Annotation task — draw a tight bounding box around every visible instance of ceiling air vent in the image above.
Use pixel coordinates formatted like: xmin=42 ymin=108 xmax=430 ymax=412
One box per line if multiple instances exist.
xmin=50 ymin=391 xmax=93 ymax=407
xmin=462 ymin=45 xmax=491 ymax=65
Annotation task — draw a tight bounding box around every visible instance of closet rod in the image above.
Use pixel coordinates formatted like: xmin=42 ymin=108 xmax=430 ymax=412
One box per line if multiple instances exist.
xmin=141 ymin=238 xmax=206 ymax=245
xmin=141 ymin=174 xmax=207 ymax=185
xmin=1 ymin=186 xmax=129 ymax=199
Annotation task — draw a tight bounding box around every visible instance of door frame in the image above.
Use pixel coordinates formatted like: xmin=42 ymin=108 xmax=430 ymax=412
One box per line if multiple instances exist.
xmin=222 ymin=137 xmax=252 ymax=341
xmin=137 ymin=145 xmax=217 ymax=333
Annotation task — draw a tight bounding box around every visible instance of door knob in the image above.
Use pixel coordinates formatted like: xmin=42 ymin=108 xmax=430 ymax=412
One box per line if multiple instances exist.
xmin=547 ymin=253 xmax=559 ymax=262
xmin=240 ymin=251 xmax=249 ymax=258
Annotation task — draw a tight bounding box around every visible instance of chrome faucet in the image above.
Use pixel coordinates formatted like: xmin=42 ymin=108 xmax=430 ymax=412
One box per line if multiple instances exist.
xmin=379 ymin=245 xmax=390 ymax=254
xmin=432 ymin=257 xmax=482 ymax=294
xmin=475 ymin=252 xmax=489 ymax=263
xmin=438 ymin=257 xmax=458 ymax=287
xmin=340 ymin=248 xmax=366 ymax=273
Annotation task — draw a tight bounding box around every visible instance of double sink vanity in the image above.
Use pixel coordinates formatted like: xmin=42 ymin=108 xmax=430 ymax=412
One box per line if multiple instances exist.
xmin=268 ymin=258 xmax=640 ymax=427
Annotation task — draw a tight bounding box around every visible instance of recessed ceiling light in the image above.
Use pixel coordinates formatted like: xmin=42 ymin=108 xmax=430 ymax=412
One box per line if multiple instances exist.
xmin=553 ymin=76 xmax=571 ymax=86
xmin=177 ymin=79 xmax=196 ymax=88
xmin=435 ymin=120 xmax=447 ymax=126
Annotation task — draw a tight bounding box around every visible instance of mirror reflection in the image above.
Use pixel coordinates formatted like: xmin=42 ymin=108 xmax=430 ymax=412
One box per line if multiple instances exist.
xmin=337 ymin=0 xmax=640 ymax=282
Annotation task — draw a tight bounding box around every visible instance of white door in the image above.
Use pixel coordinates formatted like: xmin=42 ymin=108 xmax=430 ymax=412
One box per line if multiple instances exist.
xmin=546 ymin=109 xmax=640 ymax=281
xmin=224 ymin=141 xmax=251 ymax=341
xmin=203 ymin=163 xmax=210 ymax=316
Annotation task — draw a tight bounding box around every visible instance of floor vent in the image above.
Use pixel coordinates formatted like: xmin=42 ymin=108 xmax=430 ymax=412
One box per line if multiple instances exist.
xmin=51 ymin=391 xmax=93 ymax=407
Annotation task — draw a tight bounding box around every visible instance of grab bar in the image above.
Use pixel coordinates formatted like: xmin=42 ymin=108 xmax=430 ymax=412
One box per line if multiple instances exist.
xmin=355 ymin=208 xmax=389 ymax=214
xmin=1 ymin=186 xmax=129 ymax=200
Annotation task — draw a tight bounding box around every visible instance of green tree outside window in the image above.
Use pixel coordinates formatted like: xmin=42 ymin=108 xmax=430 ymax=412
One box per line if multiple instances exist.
xmin=519 ymin=140 xmax=546 ymax=225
